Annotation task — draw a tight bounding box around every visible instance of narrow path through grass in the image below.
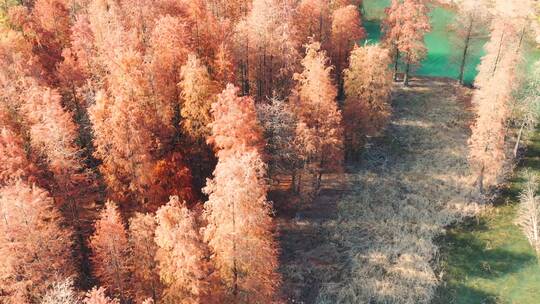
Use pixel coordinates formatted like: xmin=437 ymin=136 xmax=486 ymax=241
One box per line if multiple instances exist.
xmin=434 ymin=133 xmax=540 ymax=304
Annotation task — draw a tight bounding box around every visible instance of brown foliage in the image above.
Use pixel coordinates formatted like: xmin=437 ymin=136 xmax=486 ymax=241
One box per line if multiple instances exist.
xmin=0 ymin=181 xmax=75 ymax=303
xmin=83 ymin=287 xmax=120 ymax=304
xmin=154 ymin=196 xmax=212 ymax=303
xmin=89 ymin=201 xmax=131 ymax=301
xmin=203 ymin=151 xmax=280 ymax=303
xmin=128 ymin=212 xmax=162 ymax=303
xmin=343 ymin=45 xmax=392 ymax=157
xmin=330 ymin=5 xmax=365 ymax=86
xmin=208 ymin=84 xmax=264 ymax=158
xmin=291 ymin=41 xmax=343 ymax=190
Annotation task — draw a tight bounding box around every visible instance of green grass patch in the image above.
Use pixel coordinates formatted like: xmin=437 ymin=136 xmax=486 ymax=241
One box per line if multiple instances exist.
xmin=434 ymin=133 xmax=540 ymax=304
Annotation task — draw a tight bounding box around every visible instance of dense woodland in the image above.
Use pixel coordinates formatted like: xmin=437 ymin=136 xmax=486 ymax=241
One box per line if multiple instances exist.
xmin=0 ymin=0 xmax=539 ymax=303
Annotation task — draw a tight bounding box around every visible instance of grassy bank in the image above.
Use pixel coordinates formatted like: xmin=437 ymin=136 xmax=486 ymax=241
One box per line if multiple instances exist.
xmin=434 ymin=133 xmax=540 ymax=304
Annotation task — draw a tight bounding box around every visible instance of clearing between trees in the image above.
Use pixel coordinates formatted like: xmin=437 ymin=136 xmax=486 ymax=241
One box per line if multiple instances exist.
xmin=278 ymin=77 xmax=480 ymax=304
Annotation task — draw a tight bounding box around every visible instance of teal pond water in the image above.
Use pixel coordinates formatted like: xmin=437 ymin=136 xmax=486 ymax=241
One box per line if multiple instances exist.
xmin=361 ymin=0 xmax=538 ymax=85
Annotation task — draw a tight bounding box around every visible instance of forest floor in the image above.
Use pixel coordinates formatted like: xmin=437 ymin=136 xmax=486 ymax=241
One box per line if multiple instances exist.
xmin=276 ymin=77 xmax=480 ymax=303
xmin=433 ymin=132 xmax=540 ymax=304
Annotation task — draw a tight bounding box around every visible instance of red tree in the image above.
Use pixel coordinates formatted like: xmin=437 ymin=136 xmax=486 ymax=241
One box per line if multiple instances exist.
xmin=291 ymin=41 xmax=343 ymax=191
xmin=330 ymin=4 xmax=365 ymax=92
xmin=128 ymin=213 xmax=162 ymax=303
xmin=89 ymin=201 xmax=131 ymax=301
xmin=154 ymin=196 xmax=213 ymax=303
xmin=203 ymin=151 xmax=280 ymax=303
xmin=343 ymin=45 xmax=393 ymax=158
xmin=83 ymin=287 xmax=120 ymax=304
xmin=0 ymin=181 xmax=75 ymax=303
xmin=383 ymin=0 xmax=431 ymax=85
xmin=207 ymin=84 xmax=264 ymax=158
xmin=0 ymin=127 xmax=37 ymax=186
xmin=234 ymin=0 xmax=299 ymax=99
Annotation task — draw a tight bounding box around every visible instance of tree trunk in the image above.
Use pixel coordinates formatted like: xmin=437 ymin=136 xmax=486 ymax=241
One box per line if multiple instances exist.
xmin=393 ymin=49 xmax=400 ymax=81
xmin=477 ymin=165 xmax=485 ymax=194
xmin=291 ymin=170 xmax=296 ymax=193
xmin=513 ymin=121 xmax=526 ymax=158
xmin=492 ymin=29 xmax=506 ymax=77
xmin=232 ymin=196 xmax=238 ymax=299
xmin=459 ymin=18 xmax=473 ymax=85
xmin=516 ymin=25 xmax=526 ymax=54
xmin=404 ymin=61 xmax=411 ymax=86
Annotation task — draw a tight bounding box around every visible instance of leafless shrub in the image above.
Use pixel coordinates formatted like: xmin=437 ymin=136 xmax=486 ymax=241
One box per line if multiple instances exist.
xmin=515 ymin=170 xmax=540 ymax=257
xmin=41 ymin=278 xmax=81 ymax=304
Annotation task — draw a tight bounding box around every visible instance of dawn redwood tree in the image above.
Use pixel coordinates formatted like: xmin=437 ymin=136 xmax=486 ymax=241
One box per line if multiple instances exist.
xmin=291 ymin=41 xmax=343 ymax=191
xmin=179 ymin=53 xmax=218 ymax=143
xmin=382 ymin=0 xmax=405 ymax=81
xmin=178 ymin=53 xmax=218 ymax=189
xmin=0 ymin=127 xmax=37 ymax=186
xmin=83 ymin=287 xmax=120 ymax=304
xmin=8 ymin=0 xmax=72 ymax=82
xmin=296 ymin=0 xmax=332 ymax=47
xmin=468 ymin=17 xmax=523 ymax=193
xmin=154 ymin=196 xmax=212 ymax=304
xmin=213 ymin=42 xmax=236 ymax=86
xmin=383 ymin=0 xmax=431 ymax=85
xmin=85 ymin=0 xmax=196 ymax=211
xmin=330 ymin=4 xmax=365 ymax=94
xmin=89 ymin=201 xmax=131 ymax=301
xmin=41 ymin=278 xmax=81 ymax=304
xmin=515 ymin=170 xmax=540 ymax=258
xmin=184 ymin=0 xmax=225 ymax=66
xmin=451 ymin=0 xmax=491 ymax=85
xmin=128 ymin=213 xmax=162 ymax=303
xmin=343 ymin=44 xmax=393 ymax=159
xmin=234 ymin=0 xmax=299 ymax=99
xmin=256 ymin=97 xmax=302 ymax=185
xmin=208 ymin=84 xmax=264 ymax=158
xmin=203 ymin=150 xmax=280 ymax=303
xmin=21 ymin=86 xmax=90 ymax=204
xmin=149 ymin=15 xmax=190 ymax=140
xmin=0 ymin=181 xmax=75 ymax=303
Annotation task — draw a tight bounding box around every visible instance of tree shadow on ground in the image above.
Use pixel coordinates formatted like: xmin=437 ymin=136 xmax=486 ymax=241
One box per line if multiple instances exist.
xmin=433 ymin=283 xmax=503 ymax=304
xmin=438 ymin=225 xmax=536 ymax=279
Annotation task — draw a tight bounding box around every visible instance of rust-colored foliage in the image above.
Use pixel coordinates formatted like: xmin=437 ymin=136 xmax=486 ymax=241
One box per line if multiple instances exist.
xmin=154 ymin=196 xmax=212 ymax=303
xmin=208 ymin=84 xmax=264 ymax=158
xmin=468 ymin=18 xmax=523 ymax=192
xmin=179 ymin=53 xmax=218 ymax=143
xmin=0 ymin=181 xmax=75 ymax=303
xmin=128 ymin=212 xmax=162 ymax=303
xmin=343 ymin=45 xmax=392 ymax=158
xmin=89 ymin=201 xmax=131 ymax=301
xmin=0 ymin=128 xmax=37 ymax=186
xmin=291 ymin=41 xmax=344 ymax=189
xmin=83 ymin=287 xmax=120 ymax=304
xmin=203 ymin=150 xmax=280 ymax=303
xmin=383 ymin=0 xmax=431 ymax=84
xmin=296 ymin=0 xmax=332 ymax=46
xmin=148 ymin=152 xmax=195 ymax=212
xmin=234 ymin=0 xmax=299 ymax=99
xmin=330 ymin=5 xmax=365 ymax=87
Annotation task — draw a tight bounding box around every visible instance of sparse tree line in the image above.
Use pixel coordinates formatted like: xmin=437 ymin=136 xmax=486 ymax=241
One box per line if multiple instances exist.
xmin=465 ymin=0 xmax=540 ymax=195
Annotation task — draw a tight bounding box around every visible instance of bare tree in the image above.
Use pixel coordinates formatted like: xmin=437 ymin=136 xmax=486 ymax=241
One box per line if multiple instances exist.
xmin=515 ymin=170 xmax=540 ymax=259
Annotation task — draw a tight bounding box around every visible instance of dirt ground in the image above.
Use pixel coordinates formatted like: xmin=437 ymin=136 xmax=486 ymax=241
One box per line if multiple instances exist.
xmin=276 ymin=77 xmax=480 ymax=304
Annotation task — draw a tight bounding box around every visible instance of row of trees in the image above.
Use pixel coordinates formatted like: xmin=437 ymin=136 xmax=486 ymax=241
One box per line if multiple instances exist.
xmin=466 ymin=0 xmax=539 ymax=194
xmin=0 ymin=0 xmax=427 ymax=302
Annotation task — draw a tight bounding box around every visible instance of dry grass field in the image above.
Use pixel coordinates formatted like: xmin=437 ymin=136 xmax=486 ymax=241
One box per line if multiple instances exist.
xmin=277 ymin=77 xmax=481 ymax=303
